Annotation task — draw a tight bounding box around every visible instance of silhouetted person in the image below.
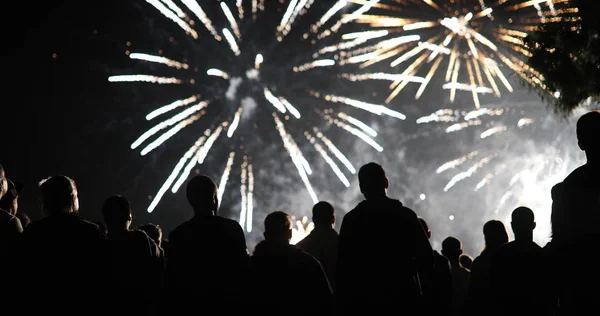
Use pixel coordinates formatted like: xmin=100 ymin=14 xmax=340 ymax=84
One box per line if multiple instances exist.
xmin=336 ymin=162 xmax=434 ymax=315
xmin=139 ymin=223 xmax=164 ymax=256
xmin=102 ymin=195 xmax=160 ymax=314
xmin=297 ymin=201 xmax=339 ymax=289
xmin=139 ymin=222 xmax=166 ymax=290
xmin=489 ymin=207 xmax=551 ymax=316
xmin=419 ymin=217 xmax=452 ymax=315
xmin=15 ymin=212 xmax=30 ymax=228
xmin=0 ymin=167 xmax=23 ymax=247
xmin=250 ymin=210 xmax=333 ymax=315
xmin=19 ymin=175 xmax=107 ymax=315
xmin=0 ymin=165 xmax=22 ymax=287
xmin=442 ymin=237 xmax=470 ymax=316
xmin=550 ymin=110 xmax=600 ymax=314
xmin=460 ymin=254 xmax=473 ymax=271
xmin=0 ymin=178 xmax=22 ymax=215
xmin=465 ymin=220 xmax=508 ymax=315
xmin=92 ymin=220 xmax=108 ymax=234
xmin=164 ymin=175 xmax=249 ymax=314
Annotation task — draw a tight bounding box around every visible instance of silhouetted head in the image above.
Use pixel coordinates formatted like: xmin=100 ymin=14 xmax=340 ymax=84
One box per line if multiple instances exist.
xmin=39 ymin=175 xmax=79 ymax=216
xmin=459 ymin=254 xmax=473 ymax=270
xmin=16 ymin=212 xmax=31 ymax=228
xmin=312 ymin=201 xmax=334 ymax=229
xmin=418 ymin=217 xmax=432 ymax=239
xmin=186 ymin=175 xmax=219 ymax=215
xmin=102 ymin=195 xmax=132 ymax=231
xmin=577 ymin=111 xmax=600 ymax=160
xmin=0 ymin=179 xmax=21 ymax=215
xmin=358 ymin=162 xmax=389 ymax=199
xmin=0 ymin=164 xmax=7 ymax=200
xmin=482 ymin=220 xmax=509 ymax=251
xmin=511 ymin=206 xmax=536 ymax=240
xmin=442 ymin=236 xmax=463 ymax=261
xmin=139 ymin=223 xmax=163 ymax=247
xmin=263 ymin=210 xmax=292 ymax=244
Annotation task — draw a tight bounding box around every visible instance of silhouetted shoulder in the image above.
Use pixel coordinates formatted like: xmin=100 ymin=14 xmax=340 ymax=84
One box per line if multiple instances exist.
xmin=218 ymin=216 xmax=245 ymax=231
xmin=77 ymin=216 xmax=107 ymax=236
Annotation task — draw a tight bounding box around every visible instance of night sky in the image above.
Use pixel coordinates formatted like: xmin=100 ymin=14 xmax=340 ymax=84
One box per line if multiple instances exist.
xmin=4 ymin=1 xmax=591 ymax=254
xmin=5 ymin=1 xmax=165 ymax=223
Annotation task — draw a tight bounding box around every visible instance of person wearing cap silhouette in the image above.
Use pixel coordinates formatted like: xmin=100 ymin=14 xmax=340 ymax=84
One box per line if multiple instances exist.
xmin=0 ymin=178 xmax=23 ymax=216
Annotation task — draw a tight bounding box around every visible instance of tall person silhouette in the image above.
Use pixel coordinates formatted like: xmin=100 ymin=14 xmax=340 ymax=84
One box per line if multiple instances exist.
xmin=336 ymin=162 xmax=434 ymax=315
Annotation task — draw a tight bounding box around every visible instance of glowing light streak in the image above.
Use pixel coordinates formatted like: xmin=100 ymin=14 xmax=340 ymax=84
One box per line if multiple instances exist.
xmin=146 ymin=0 xmax=197 ymax=39
xmin=217 ymin=151 xmax=236 ymax=203
xmin=129 ymin=53 xmax=189 ymax=69
xmin=108 ymin=75 xmax=181 ymax=84
xmin=181 ymin=0 xmax=221 ymax=40
xmin=132 ymin=102 xmax=208 ymax=150
xmin=220 ymin=2 xmax=241 ymax=39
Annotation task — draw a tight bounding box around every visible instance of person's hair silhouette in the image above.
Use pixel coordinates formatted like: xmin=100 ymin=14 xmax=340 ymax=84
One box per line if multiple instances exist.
xmin=38 ymin=175 xmax=79 ymax=215
xmin=442 ymin=236 xmax=463 ymax=262
xmin=459 ymin=254 xmax=473 ymax=270
xmin=263 ymin=210 xmax=292 ymax=244
xmin=139 ymin=223 xmax=163 ymax=246
xmin=186 ymin=175 xmax=219 ymax=216
xmin=576 ymin=110 xmax=600 ymax=162
xmin=102 ymin=195 xmax=132 ymax=232
xmin=511 ymin=206 xmax=536 ymax=241
xmin=483 ymin=220 xmax=509 ymax=250
xmin=312 ymin=201 xmax=335 ymax=229
xmin=358 ymin=162 xmax=389 ymax=199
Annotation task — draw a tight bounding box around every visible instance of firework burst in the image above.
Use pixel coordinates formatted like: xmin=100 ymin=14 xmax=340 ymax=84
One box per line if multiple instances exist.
xmin=320 ymin=0 xmax=579 ymax=108
xmin=108 ymin=0 xmax=405 ymax=230
xmin=412 ymin=101 xmax=590 ymax=246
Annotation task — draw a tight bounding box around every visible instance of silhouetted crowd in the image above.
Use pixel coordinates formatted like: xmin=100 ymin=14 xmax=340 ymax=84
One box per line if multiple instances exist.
xmin=0 ymin=110 xmax=599 ymax=316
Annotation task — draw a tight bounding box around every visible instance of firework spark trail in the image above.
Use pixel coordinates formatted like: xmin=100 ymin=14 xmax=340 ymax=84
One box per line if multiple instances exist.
xmin=129 ymin=53 xmax=189 ymax=69
xmin=112 ymin=1 xmax=409 ymax=214
xmin=181 ymin=0 xmax=221 ymax=41
xmin=159 ymin=0 xmax=187 ymax=19
xmin=227 ymin=107 xmax=244 ymax=138
xmin=247 ymin=163 xmax=254 ymax=232
xmin=317 ymin=93 xmax=407 ymax=119
xmin=480 ymin=126 xmax=508 ymax=139
xmin=146 ymin=0 xmax=197 ymax=39
xmin=337 ymin=112 xmax=377 ymax=137
xmin=331 ymin=0 xmax=578 ymax=107
xmin=273 ymin=113 xmax=318 ymax=204
xmin=140 ymin=113 xmax=203 ymax=156
xmin=306 ymin=0 xmax=347 ymax=35
xmin=171 ymin=125 xmax=224 ymax=193
xmin=305 ymin=131 xmax=351 ymax=187
xmin=146 ymin=96 xmax=200 ymax=120
xmin=147 ymin=136 xmax=206 ymax=213
xmin=322 ymin=111 xmax=384 ymax=152
xmin=240 ymin=158 xmax=248 ymax=229
xmin=171 ymin=135 xmax=208 ymax=192
xmin=217 ymin=151 xmax=236 ymax=203
xmin=443 ymin=153 xmax=498 ymax=192
xmin=221 ymin=2 xmax=241 ymax=39
xmin=312 ymin=127 xmax=356 ymax=174
xmin=130 ymin=102 xmax=208 ymax=151
xmin=108 ymin=75 xmax=182 ymax=84
xmin=436 ymin=151 xmax=479 ymax=174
